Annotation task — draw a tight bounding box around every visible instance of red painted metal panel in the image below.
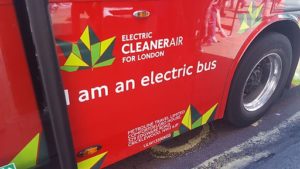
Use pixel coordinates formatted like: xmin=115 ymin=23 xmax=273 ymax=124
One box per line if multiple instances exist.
xmin=49 ymin=0 xmax=254 ymax=167
xmin=0 ymin=0 xmax=298 ymax=168
xmin=0 ymin=0 xmax=11 ymax=5
xmin=0 ymin=2 xmax=44 ymax=168
xmin=50 ymin=0 xmax=297 ymax=168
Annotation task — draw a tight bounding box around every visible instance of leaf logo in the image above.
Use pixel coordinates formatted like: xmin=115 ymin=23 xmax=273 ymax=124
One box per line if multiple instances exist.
xmin=57 ymin=26 xmax=116 ymax=72
xmin=238 ymin=2 xmax=264 ymax=34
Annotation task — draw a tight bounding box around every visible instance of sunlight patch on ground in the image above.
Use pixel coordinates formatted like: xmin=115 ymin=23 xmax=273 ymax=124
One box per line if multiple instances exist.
xmin=292 ymin=61 xmax=300 ymax=86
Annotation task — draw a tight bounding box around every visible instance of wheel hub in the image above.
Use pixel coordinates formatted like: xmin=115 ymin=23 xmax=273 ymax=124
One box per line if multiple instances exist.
xmin=242 ymin=53 xmax=282 ymax=112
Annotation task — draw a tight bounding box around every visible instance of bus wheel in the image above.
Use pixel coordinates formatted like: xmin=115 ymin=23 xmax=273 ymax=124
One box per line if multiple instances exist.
xmin=226 ymin=32 xmax=292 ymax=127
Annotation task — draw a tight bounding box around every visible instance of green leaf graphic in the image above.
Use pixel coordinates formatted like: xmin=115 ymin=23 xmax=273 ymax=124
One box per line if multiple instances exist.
xmin=57 ymin=26 xmax=116 ymax=72
xmin=238 ymin=1 xmax=264 ymax=34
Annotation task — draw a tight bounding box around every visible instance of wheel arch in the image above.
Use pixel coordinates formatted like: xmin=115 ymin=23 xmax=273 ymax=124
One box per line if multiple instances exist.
xmin=260 ymin=20 xmax=300 ymax=88
xmin=218 ymin=17 xmax=300 ymax=120
xmin=238 ymin=18 xmax=300 ymax=89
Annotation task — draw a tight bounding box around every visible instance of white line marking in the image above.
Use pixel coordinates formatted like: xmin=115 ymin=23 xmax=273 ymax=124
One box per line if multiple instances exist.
xmin=192 ymin=111 xmax=300 ymax=169
xmin=220 ymin=151 xmax=271 ymax=169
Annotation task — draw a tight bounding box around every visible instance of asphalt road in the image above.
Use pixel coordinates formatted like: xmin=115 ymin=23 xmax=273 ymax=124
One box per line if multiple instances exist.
xmin=107 ymin=86 xmax=300 ymax=169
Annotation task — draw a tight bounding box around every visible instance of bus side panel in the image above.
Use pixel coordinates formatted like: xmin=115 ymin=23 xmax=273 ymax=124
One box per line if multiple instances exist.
xmin=49 ymin=0 xmax=286 ymax=168
xmin=0 ymin=2 xmax=47 ymax=168
xmin=50 ymin=1 xmax=233 ymax=168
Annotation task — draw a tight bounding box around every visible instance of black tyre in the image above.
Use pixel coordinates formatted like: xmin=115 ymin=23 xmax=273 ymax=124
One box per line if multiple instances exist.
xmin=225 ymin=32 xmax=292 ymax=127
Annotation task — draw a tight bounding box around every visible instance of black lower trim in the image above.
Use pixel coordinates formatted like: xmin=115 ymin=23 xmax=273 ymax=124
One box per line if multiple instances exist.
xmin=13 ymin=0 xmax=58 ymax=165
xmin=14 ymin=0 xmax=77 ymax=168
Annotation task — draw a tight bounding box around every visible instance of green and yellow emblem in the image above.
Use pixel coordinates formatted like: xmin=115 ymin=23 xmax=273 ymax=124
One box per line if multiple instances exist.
xmin=238 ymin=1 xmax=264 ymax=34
xmin=57 ymin=26 xmax=116 ymax=72
xmin=0 ymin=163 xmax=16 ymax=169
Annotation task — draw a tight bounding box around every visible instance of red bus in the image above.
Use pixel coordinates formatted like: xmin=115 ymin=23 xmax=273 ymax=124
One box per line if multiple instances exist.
xmin=1 ymin=0 xmax=300 ymax=168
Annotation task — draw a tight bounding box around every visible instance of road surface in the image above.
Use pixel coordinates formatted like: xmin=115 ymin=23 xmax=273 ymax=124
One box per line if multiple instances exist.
xmin=107 ymin=86 xmax=300 ymax=169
